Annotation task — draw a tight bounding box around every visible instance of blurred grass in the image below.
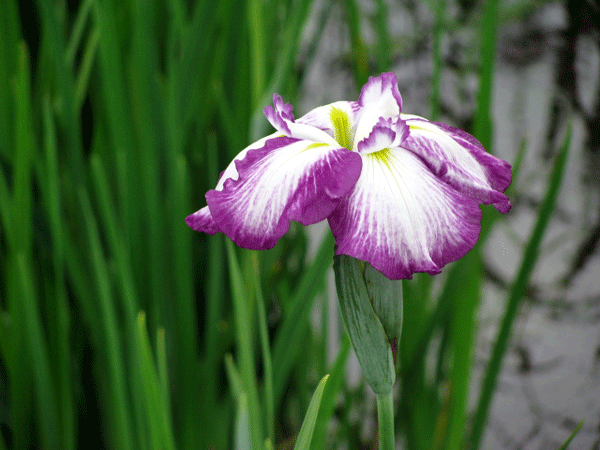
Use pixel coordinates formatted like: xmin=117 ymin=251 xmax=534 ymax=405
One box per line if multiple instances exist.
xmin=0 ymin=0 xmax=573 ymax=449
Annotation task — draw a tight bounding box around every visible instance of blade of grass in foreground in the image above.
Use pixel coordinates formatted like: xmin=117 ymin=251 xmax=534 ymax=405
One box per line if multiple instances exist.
xmin=470 ymin=125 xmax=572 ymax=450
xmin=226 ymin=240 xmax=263 ymax=450
xmin=473 ymin=0 xmax=501 ymax=150
xmin=272 ymin=232 xmax=334 ymax=408
xmin=310 ymin=334 xmax=351 ymax=450
xmin=557 ymin=420 xmax=583 ymax=450
xmin=294 ymin=375 xmax=329 ymax=450
xmin=79 ymin=188 xmax=135 ymax=450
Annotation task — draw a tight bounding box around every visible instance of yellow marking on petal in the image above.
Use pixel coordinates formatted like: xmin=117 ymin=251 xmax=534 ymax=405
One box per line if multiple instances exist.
xmin=305 ymin=142 xmax=329 ymax=150
xmin=409 ymin=123 xmax=442 ymax=137
xmin=330 ymin=107 xmax=352 ymax=150
xmin=369 ymin=148 xmax=392 ymax=171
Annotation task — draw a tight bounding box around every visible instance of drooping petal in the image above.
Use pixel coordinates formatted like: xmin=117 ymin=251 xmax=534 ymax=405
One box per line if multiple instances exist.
xmin=207 ymin=136 xmax=363 ymax=249
xmin=264 ymin=94 xmax=340 ymax=146
xmin=215 ymin=133 xmax=279 ymax=190
xmin=353 ymin=73 xmax=404 ymax=150
xmin=401 ymin=115 xmax=512 ymax=213
xmin=186 ymin=206 xmax=220 ymax=234
xmin=328 ymin=147 xmax=482 ymax=280
xmin=186 ymin=133 xmax=280 ymax=235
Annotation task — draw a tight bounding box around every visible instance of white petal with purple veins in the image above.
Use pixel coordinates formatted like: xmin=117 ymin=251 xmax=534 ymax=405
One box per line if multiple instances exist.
xmin=329 ymin=146 xmax=482 ymax=280
xmin=186 ymin=133 xmax=279 ymax=235
xmin=402 ymin=115 xmax=512 ymax=212
xmin=207 ymin=136 xmax=362 ymax=249
xmin=353 ymin=73 xmax=404 ymax=150
xmin=185 ymin=206 xmax=220 ymax=235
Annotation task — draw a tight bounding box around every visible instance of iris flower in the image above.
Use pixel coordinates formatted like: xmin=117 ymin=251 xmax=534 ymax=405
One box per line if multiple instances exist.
xmin=187 ymin=73 xmax=511 ymax=280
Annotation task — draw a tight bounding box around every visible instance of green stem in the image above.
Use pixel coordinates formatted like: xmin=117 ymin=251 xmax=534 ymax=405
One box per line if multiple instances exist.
xmin=376 ymin=390 xmax=395 ymax=450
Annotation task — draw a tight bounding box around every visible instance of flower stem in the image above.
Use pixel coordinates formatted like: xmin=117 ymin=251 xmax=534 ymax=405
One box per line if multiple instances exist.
xmin=376 ymin=390 xmax=395 ymax=450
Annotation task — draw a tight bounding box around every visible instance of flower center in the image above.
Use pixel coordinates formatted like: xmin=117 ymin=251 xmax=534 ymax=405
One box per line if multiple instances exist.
xmin=330 ymin=107 xmax=353 ymax=151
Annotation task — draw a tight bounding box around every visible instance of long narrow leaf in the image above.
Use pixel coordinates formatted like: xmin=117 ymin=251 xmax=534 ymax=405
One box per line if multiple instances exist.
xmin=557 ymin=420 xmax=583 ymax=450
xmin=16 ymin=254 xmax=59 ymax=450
xmin=310 ymin=334 xmax=351 ymax=450
xmin=294 ymin=375 xmax=329 ymax=450
xmin=272 ymin=232 xmax=334 ymax=407
xmin=78 ymin=188 xmax=135 ymax=450
xmin=253 ymin=253 xmax=275 ymax=444
xmin=226 ymin=240 xmax=264 ymax=450
xmin=473 ymin=0 xmax=501 ymax=150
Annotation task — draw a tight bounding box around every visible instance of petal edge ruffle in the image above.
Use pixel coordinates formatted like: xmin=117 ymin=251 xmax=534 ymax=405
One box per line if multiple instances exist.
xmin=207 ymin=136 xmax=363 ymax=250
xmin=402 ymin=115 xmax=512 ymax=213
xmin=329 ymin=147 xmax=482 ymax=280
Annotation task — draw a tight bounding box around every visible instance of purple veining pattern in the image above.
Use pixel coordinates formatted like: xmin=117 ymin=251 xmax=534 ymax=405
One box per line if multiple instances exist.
xmin=187 ymin=72 xmax=512 ymax=279
xmin=206 ymin=136 xmax=362 ymax=249
xmin=329 ymin=147 xmax=483 ymax=280
xmin=401 ymin=116 xmax=512 ymax=213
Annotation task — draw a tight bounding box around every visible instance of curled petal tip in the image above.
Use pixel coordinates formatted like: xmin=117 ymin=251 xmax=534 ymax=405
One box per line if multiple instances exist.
xmin=264 ymin=104 xmax=292 ymax=135
xmin=358 ymin=72 xmax=403 ymax=111
xmin=186 ymin=206 xmax=220 ymax=235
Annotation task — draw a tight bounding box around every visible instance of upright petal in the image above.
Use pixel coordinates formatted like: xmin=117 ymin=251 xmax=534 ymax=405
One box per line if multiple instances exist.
xmin=329 ymin=147 xmax=482 ymax=280
xmin=296 ymin=101 xmax=360 ymax=150
xmin=353 ymin=73 xmax=404 ymax=150
xmin=207 ymin=136 xmax=363 ymax=249
xmin=264 ymin=94 xmax=340 ymax=146
xmin=402 ymin=115 xmax=512 ymax=212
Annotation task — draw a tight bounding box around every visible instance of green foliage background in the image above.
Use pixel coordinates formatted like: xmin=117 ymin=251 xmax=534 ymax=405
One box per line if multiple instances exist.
xmin=0 ymin=0 xmax=574 ymax=449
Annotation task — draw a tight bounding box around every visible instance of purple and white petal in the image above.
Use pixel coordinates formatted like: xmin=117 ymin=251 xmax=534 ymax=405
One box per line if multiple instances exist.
xmin=356 ymin=117 xmax=409 ymax=155
xmin=207 ymin=136 xmax=363 ymax=249
xmin=215 ymin=132 xmax=280 ymax=190
xmin=356 ymin=123 xmax=396 ymax=155
xmin=401 ymin=114 xmax=512 ymax=213
xmin=265 ymin=94 xmax=340 ymax=146
xmin=329 ymin=147 xmax=482 ymax=280
xmin=186 ymin=132 xmax=279 ymax=233
xmin=186 ymin=206 xmax=220 ymax=234
xmin=296 ymin=101 xmax=359 ymax=138
xmin=353 ymin=73 xmax=404 ymax=150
